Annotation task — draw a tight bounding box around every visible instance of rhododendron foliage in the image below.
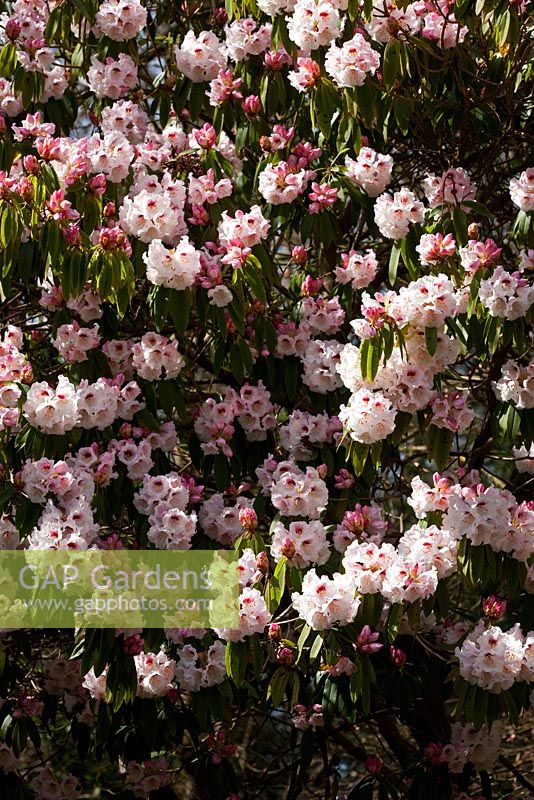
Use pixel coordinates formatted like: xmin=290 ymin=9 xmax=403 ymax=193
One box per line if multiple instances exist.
xmin=0 ymin=0 xmax=532 ymax=798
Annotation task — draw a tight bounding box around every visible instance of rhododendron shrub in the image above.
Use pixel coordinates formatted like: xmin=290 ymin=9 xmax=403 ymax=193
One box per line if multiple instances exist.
xmin=0 ymin=0 xmax=532 ymax=797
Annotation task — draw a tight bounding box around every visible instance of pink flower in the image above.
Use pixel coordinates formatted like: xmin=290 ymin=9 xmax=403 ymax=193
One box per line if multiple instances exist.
xmin=308 ymin=182 xmax=338 ymax=214
xmin=193 ymin=123 xmax=217 ymax=150
xmin=334 ymin=468 xmax=355 ymax=490
xmin=242 ymin=95 xmax=261 ymax=115
xmin=288 ymin=58 xmax=321 ymax=92
xmin=416 ymin=232 xmax=456 ymax=265
xmin=355 ymin=625 xmax=383 ymax=654
xmin=45 ymin=190 xmax=80 ymax=222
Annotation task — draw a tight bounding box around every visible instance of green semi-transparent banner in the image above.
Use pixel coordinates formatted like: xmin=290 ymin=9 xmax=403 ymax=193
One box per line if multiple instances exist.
xmin=0 ymin=550 xmax=240 ymax=628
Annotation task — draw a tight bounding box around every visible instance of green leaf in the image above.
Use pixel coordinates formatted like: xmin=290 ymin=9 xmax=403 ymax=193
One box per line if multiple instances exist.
xmin=384 ymin=603 xmax=403 ymax=643
xmin=244 ymin=255 xmax=267 ymax=304
xmin=225 ymin=640 xmax=248 ymax=687
xmin=268 ymin=667 xmax=289 ymax=706
xmin=388 ymin=241 xmax=401 ymax=286
xmin=297 ymin=624 xmax=312 ymax=657
xmin=266 ymin=561 xmax=286 ymax=613
xmin=314 ymin=79 xmax=340 ymax=137
xmin=169 ymin=288 xmax=193 ymax=337
xmin=284 ymin=358 xmax=300 ymax=401
xmin=426 ymin=424 xmax=453 ymax=471
xmin=310 ymin=633 xmax=324 ymax=660
xmin=424 ymin=326 xmax=438 ymax=356
xmin=383 ymin=39 xmax=401 ymax=89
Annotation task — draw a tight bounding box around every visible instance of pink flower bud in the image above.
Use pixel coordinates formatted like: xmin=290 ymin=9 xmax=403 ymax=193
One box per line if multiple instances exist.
xmin=20 ymin=364 xmax=34 ymax=384
xmin=239 ymin=507 xmax=258 ymax=531
xmin=118 ymin=423 xmax=133 ymax=439
xmin=103 ymin=202 xmax=116 ymax=217
xmin=292 ymin=245 xmax=308 ymax=265
xmin=193 ymin=123 xmax=216 ymax=150
xmin=16 ymin=176 xmax=34 ymax=202
xmin=280 ymin=537 xmax=296 ymax=559
xmin=123 ymin=634 xmax=144 ymax=655
xmin=425 ymin=742 xmax=443 ymax=765
xmin=23 ymin=155 xmax=40 ymax=175
xmin=5 ymin=18 xmax=21 ymax=40
xmin=365 ymin=756 xmax=383 ymax=776
xmin=242 ymin=95 xmax=261 ymax=115
xmin=264 ymin=48 xmax=291 ymax=71
xmin=256 ymin=551 xmax=269 ymax=574
xmin=211 ymin=6 xmax=228 ymax=24
xmin=389 ymin=646 xmax=406 ymax=668
xmin=61 ymin=224 xmax=81 ymax=246
xmin=88 ymin=174 xmax=107 ymax=195
xmin=355 ymin=625 xmax=383 ymax=655
xmin=482 ymin=595 xmax=507 ymax=619
xmin=268 ymin=623 xmax=282 ymax=643
xmin=301 ymin=275 xmax=323 ymax=297
xmin=316 ymin=463 xmax=328 ymax=479
xmin=98 ymin=533 xmax=125 ymax=550
xmin=334 ymin=469 xmax=355 ymax=490
xmin=277 ymin=646 xmax=295 ymax=666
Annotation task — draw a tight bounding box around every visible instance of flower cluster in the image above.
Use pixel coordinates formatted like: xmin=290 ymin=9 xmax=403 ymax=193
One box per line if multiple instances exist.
xmin=456 ymin=622 xmax=532 ymax=693
xmin=374 ymin=188 xmax=425 ymax=239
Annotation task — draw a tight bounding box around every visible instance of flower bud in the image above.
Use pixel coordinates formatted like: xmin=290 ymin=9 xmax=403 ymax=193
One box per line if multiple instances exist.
xmin=280 ymin=537 xmax=296 ymax=559
xmin=118 ymin=423 xmax=133 ymax=439
xmin=242 ymin=95 xmax=261 ymax=115
xmin=61 ymin=224 xmax=81 ymax=246
xmin=277 ymin=646 xmax=295 ymax=666
xmin=301 ymin=275 xmax=323 ymax=297
xmin=256 ymin=551 xmax=269 ymax=575
xmin=268 ymin=623 xmax=282 ymax=642
xmin=88 ymin=174 xmax=107 ymax=195
xmin=20 ymin=364 xmax=34 ymax=384
xmin=292 ymin=245 xmax=308 ymax=265
xmin=211 ymin=6 xmax=228 ymax=25
xmin=239 ymin=507 xmax=258 ymax=532
xmin=365 ymin=756 xmax=383 ymax=776
xmin=425 ymin=742 xmax=443 ymax=765
xmin=23 ymin=155 xmax=40 ymax=175
xmin=193 ymin=123 xmax=216 ymax=150
xmin=5 ymin=18 xmax=21 ymax=40
xmin=16 ymin=177 xmax=34 ymax=203
xmin=482 ymin=594 xmax=507 ymax=619
xmin=467 ymin=222 xmax=479 ymax=239
xmin=123 ymin=634 xmax=144 ymax=655
xmin=389 ymin=646 xmax=406 ymax=667
xmin=259 ymin=135 xmax=272 ymax=152
xmin=316 ymin=463 xmax=328 ymax=479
